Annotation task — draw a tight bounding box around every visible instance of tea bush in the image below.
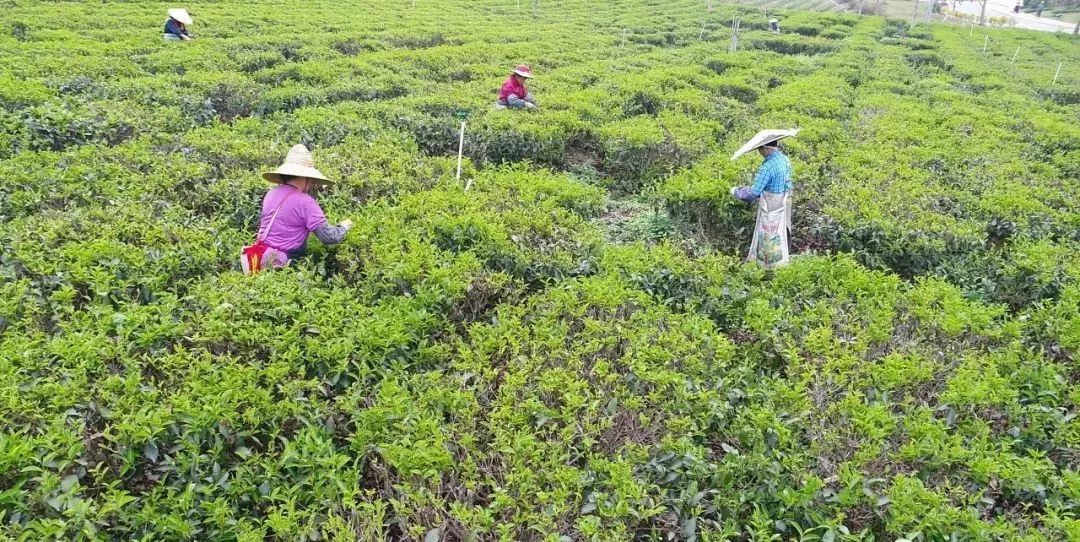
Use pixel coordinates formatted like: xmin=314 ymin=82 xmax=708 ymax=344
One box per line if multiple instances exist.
xmin=1 ymin=0 xmax=1078 ymax=540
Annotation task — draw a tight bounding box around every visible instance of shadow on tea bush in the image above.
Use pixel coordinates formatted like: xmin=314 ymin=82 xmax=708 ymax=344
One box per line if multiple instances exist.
xmin=747 ymin=36 xmax=839 ymax=56
xmin=21 ymin=102 xmax=139 ymax=152
xmin=1036 ymin=87 xmax=1080 ymax=106
xmin=182 ymin=83 xmax=260 ymax=125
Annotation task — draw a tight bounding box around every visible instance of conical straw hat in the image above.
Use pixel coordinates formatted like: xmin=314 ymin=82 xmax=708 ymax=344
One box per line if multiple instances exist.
xmin=168 ymin=8 xmax=193 ymax=25
xmin=263 ymin=144 xmax=333 ymax=185
xmin=730 ymin=128 xmax=800 ymax=160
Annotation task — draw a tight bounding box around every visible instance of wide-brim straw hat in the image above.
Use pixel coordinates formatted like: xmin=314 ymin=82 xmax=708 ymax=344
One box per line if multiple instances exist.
xmin=168 ymin=8 xmax=193 ymax=25
xmin=263 ymin=144 xmax=333 ymax=185
xmin=731 ymin=128 xmax=800 ymax=160
xmin=512 ymin=64 xmax=534 ymax=78
xmin=769 ymin=18 xmax=779 ymax=23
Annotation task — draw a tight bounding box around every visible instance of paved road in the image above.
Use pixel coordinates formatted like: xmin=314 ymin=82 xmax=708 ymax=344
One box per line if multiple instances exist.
xmin=950 ymin=0 xmax=1076 ymax=32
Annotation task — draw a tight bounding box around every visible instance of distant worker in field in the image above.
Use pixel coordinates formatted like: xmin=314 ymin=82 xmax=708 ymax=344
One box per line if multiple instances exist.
xmin=768 ymin=18 xmax=781 ymax=33
xmin=241 ymin=145 xmax=353 ymax=273
xmin=1036 ymin=1 xmax=1044 ymax=16
xmin=1013 ymin=2 xmax=1021 ymax=13
xmin=164 ymin=8 xmax=194 ymax=41
xmin=496 ymin=64 xmax=538 ymax=111
xmin=730 ymin=128 xmax=798 ymax=270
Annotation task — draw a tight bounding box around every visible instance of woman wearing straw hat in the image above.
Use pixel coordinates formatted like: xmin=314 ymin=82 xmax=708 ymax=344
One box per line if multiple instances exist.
xmin=164 ymin=8 xmax=194 ymax=41
xmin=730 ymin=128 xmax=798 ymax=269
xmin=497 ymin=64 xmax=538 ymax=110
xmin=768 ymin=18 xmax=781 ymax=33
xmin=252 ymin=145 xmax=352 ymax=268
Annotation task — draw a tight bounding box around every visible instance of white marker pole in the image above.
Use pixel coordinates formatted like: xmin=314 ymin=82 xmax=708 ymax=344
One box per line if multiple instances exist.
xmin=699 ymin=20 xmax=707 ymax=40
xmin=456 ymin=120 xmax=466 ymax=183
xmin=982 ymin=34 xmax=988 ymax=52
xmin=1011 ymin=45 xmax=1020 ymax=62
xmin=1052 ymin=61 xmax=1062 ymax=84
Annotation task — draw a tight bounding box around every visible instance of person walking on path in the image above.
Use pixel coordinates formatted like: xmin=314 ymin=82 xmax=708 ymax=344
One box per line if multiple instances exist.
xmin=242 ymin=145 xmax=352 ymax=272
xmin=496 ymin=64 xmax=538 ymax=110
xmin=730 ymin=129 xmax=798 ymax=269
xmin=1036 ymin=2 xmax=1044 ymax=16
xmin=164 ymin=8 xmax=194 ymax=41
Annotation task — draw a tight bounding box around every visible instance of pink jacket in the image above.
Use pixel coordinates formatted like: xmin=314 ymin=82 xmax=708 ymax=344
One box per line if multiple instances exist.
xmin=498 ymin=76 xmax=528 ymax=102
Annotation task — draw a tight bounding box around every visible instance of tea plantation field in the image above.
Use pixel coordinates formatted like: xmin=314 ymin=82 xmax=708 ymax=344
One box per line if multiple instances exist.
xmin=1 ymin=0 xmax=1079 ymax=540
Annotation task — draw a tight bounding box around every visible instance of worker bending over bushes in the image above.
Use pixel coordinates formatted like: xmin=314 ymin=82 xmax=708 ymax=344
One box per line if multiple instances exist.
xmin=164 ymin=8 xmax=194 ymax=41
xmin=730 ymin=129 xmax=797 ymax=270
xmin=241 ymin=145 xmax=352 ymax=273
xmin=497 ymin=64 xmax=538 ymax=110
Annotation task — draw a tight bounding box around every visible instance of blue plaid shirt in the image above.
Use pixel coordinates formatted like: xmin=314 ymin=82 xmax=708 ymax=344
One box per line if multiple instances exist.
xmin=750 ymin=150 xmax=792 ymax=196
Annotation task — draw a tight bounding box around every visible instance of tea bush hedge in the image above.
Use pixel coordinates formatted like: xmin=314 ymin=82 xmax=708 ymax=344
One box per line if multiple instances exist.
xmin=1 ymin=0 xmax=1078 ymax=540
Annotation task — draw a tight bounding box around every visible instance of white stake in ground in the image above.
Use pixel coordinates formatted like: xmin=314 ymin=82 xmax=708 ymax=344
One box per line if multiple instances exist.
xmin=1011 ymin=45 xmax=1020 ymax=63
xmin=454 ymin=110 xmax=470 ymax=186
xmin=1053 ymin=61 xmax=1062 ymax=84
xmin=983 ymin=34 xmax=989 ymax=53
xmin=729 ymin=17 xmax=740 ymax=53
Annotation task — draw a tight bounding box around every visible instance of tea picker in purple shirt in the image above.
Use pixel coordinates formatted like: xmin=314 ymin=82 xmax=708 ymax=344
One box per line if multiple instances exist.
xmin=258 ymin=144 xmax=352 ymax=266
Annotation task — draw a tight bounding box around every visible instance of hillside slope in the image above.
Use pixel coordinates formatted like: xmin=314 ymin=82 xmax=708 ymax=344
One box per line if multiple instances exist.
xmin=1 ymin=1 xmax=1078 ymax=540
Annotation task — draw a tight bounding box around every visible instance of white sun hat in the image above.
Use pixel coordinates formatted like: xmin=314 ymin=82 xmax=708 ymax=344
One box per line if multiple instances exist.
xmin=263 ymin=144 xmax=333 ymax=185
xmin=168 ymin=8 xmax=193 ymax=25
xmin=769 ymin=18 xmax=779 ymax=23
xmin=731 ymin=128 xmax=800 ymax=160
xmin=512 ymin=64 xmax=534 ymax=78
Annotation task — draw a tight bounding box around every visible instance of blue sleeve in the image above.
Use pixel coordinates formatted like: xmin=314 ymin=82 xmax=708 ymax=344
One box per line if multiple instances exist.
xmin=313 ymin=223 xmax=349 ymax=245
xmin=506 ymin=93 xmax=528 ymax=108
xmin=750 ymin=163 xmax=773 ymax=196
xmin=734 ymin=187 xmax=758 ymax=203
